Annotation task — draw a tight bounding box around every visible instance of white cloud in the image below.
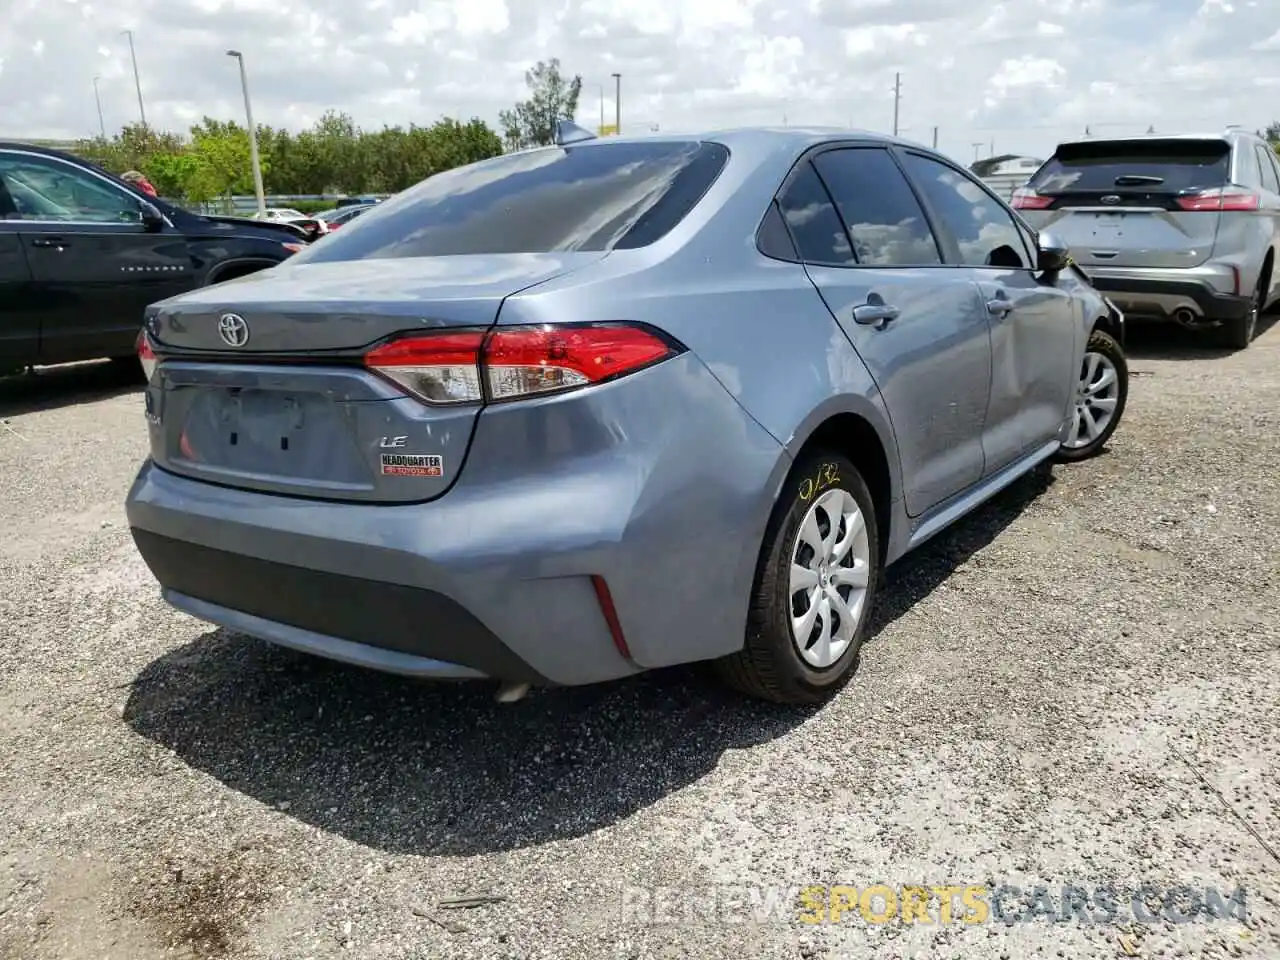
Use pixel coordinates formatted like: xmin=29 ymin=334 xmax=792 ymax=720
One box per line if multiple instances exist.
xmin=0 ymin=0 xmax=1277 ymax=166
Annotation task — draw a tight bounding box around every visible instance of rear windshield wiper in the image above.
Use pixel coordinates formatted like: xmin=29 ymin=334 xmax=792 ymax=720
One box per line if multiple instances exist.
xmin=1113 ymin=174 xmax=1165 ymax=186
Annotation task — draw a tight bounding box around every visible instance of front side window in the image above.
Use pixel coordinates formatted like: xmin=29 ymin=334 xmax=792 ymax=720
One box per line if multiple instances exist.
xmin=901 ymin=152 xmax=1030 ymax=269
xmin=0 ymin=153 xmax=145 ymax=223
xmin=811 ymin=148 xmax=943 ymax=267
xmin=296 ymin=140 xmax=729 ymax=262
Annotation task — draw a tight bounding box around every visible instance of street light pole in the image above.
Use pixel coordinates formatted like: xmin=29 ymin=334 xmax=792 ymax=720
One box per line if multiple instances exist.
xmin=121 ymin=29 xmax=147 ymax=128
xmin=599 ymin=83 xmax=605 ymax=134
xmin=93 ymin=76 xmax=106 ymax=139
xmin=227 ymin=50 xmax=267 ymax=217
xmin=611 ymin=72 xmax=621 ymax=135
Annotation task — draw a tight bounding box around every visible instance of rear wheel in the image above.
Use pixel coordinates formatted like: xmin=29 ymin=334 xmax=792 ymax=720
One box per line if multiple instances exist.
xmin=716 ymin=452 xmax=880 ymax=705
xmin=1054 ymin=329 xmax=1128 ymax=463
xmin=1219 ymin=269 xmax=1265 ymax=350
xmin=109 ymin=354 xmax=144 ymax=380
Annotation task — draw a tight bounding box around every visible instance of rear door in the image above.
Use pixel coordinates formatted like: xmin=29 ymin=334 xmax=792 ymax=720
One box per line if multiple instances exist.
xmin=897 ymin=148 xmax=1078 ymax=471
xmin=1014 ymin=138 xmax=1233 ymax=269
xmin=0 ymin=148 xmax=192 ymax=364
xmin=787 ymin=146 xmax=992 ymax=517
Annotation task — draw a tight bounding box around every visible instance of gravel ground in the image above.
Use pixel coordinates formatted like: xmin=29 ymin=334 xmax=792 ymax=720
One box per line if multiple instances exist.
xmin=0 ymin=320 xmax=1277 ymax=960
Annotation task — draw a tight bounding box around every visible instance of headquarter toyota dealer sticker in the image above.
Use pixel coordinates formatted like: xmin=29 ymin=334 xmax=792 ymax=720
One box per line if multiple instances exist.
xmin=380 ymin=453 xmax=445 ymax=477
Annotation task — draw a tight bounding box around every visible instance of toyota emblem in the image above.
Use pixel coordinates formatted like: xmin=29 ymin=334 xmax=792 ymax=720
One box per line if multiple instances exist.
xmin=217 ymin=313 xmax=250 ymax=347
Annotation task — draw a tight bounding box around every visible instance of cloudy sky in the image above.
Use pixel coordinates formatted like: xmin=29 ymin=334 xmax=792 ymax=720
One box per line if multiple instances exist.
xmin=2 ymin=0 xmax=1278 ymax=164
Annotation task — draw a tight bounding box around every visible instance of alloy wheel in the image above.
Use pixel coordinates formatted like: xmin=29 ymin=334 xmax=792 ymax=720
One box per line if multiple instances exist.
xmin=1064 ymin=350 xmax=1121 ymax=450
xmin=788 ymin=488 xmax=872 ymax=669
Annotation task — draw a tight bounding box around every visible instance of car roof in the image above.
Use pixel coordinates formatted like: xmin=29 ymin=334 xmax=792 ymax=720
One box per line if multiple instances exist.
xmin=504 ymin=125 xmax=946 ymax=168
xmin=0 ymin=140 xmax=86 ymax=160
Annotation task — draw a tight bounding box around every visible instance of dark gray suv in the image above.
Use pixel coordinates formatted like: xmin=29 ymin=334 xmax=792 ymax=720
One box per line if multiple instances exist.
xmin=1013 ymin=130 xmax=1280 ymax=349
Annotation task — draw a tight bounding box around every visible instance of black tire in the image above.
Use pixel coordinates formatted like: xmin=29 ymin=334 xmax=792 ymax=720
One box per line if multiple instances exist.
xmin=109 ymin=354 xmax=144 ymax=379
xmin=1218 ymin=269 xmax=1265 ymax=350
xmin=716 ymin=451 xmax=881 ymax=705
xmin=1053 ymin=328 xmax=1128 ymax=463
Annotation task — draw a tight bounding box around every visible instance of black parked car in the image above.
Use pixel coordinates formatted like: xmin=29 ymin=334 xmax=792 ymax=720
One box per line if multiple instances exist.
xmin=0 ymin=142 xmax=305 ymax=375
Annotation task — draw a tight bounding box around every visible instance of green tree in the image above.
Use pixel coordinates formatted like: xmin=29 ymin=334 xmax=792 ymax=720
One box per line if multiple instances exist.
xmin=71 ymin=111 xmax=502 ymax=202
xmin=185 ymin=118 xmax=270 ymax=205
xmin=498 ymin=58 xmax=583 ymax=151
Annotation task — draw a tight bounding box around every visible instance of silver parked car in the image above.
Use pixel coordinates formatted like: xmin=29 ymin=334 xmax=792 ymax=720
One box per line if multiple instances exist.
xmin=126 ymin=126 xmax=1128 ymax=706
xmin=1013 ymin=130 xmax=1280 ymax=349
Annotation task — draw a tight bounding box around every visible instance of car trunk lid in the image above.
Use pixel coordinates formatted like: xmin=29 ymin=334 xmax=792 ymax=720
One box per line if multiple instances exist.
xmin=144 ymin=252 xmax=604 ymax=503
xmin=1014 ymin=137 xmax=1233 ymax=269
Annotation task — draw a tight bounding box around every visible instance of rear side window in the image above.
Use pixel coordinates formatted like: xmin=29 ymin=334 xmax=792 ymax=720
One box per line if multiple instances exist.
xmin=775 ymin=162 xmax=853 ymax=265
xmin=1028 ymin=139 xmax=1231 ymax=195
xmin=811 ymin=148 xmax=942 ymax=266
xmin=298 ymin=140 xmax=729 ymax=261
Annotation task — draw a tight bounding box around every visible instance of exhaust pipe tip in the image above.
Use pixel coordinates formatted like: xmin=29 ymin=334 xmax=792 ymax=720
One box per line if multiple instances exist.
xmin=1172 ymin=308 xmax=1198 ymax=327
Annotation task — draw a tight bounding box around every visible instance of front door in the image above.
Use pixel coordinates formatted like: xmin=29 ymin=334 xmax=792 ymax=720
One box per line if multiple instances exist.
xmin=895 ymin=149 xmax=1078 ymax=471
xmin=779 ymin=147 xmax=993 ymax=517
xmin=0 ymin=219 xmax=36 ymax=370
xmin=0 ymin=149 xmax=192 ymax=365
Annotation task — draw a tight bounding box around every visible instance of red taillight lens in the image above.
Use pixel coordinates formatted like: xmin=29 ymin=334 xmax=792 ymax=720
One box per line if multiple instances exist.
xmin=137 ymin=330 xmax=157 ymax=380
xmin=1011 ymin=188 xmax=1053 ymax=210
xmin=484 ymin=323 xmax=676 ymax=400
xmin=1176 ymin=187 xmax=1260 ymax=211
xmin=364 ymin=323 xmax=679 ymax=405
xmin=364 ymin=331 xmax=487 ymax=403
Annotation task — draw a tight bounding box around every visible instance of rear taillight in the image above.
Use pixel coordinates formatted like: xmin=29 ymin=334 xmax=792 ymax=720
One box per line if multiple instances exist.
xmin=1176 ymin=187 xmax=1260 ymax=211
xmin=137 ymin=330 xmax=157 ymax=380
xmin=364 ymin=323 xmax=681 ymax=405
xmin=1011 ymin=188 xmax=1053 ymax=210
xmin=282 ymin=242 xmax=304 ymax=253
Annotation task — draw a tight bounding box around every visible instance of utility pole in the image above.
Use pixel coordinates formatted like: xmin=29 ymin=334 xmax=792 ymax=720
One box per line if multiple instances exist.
xmin=121 ymin=29 xmax=147 ymax=128
xmin=931 ymin=126 xmax=938 ymax=149
xmin=599 ymin=83 xmax=605 ymax=133
xmin=92 ymin=76 xmax=106 ymax=138
xmin=989 ymin=137 xmax=995 ymax=157
xmin=613 ymin=74 xmax=622 ymax=134
xmin=892 ymin=72 xmax=901 ymax=136
xmin=227 ymin=50 xmax=266 ymax=216
xmin=972 ymin=142 xmax=983 ymax=162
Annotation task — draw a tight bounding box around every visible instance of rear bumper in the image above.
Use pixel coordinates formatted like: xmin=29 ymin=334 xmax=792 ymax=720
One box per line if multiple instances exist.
xmin=125 ymin=352 xmax=788 ymax=686
xmin=132 ymin=529 xmax=542 ymax=682
xmin=1087 ymin=274 xmax=1251 ymax=323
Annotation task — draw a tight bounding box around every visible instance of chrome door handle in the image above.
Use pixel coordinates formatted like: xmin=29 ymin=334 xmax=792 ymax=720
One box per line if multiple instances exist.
xmin=851 ymin=303 xmax=900 ymax=327
xmin=986 ymin=298 xmax=1014 ymax=317
xmin=31 ymin=237 xmax=69 ymax=249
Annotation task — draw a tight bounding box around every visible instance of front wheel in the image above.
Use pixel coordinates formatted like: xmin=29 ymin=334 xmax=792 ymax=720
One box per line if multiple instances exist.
xmin=1053 ymin=328 xmax=1128 ymax=463
xmin=716 ymin=452 xmax=880 ymax=705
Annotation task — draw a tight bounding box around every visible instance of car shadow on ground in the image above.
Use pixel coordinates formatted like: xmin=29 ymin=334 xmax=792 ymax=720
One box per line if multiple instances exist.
xmin=0 ymin=360 xmax=145 ymax=417
xmin=122 ymin=464 xmax=1054 ymax=858
xmin=1122 ymin=309 xmax=1278 ymax=361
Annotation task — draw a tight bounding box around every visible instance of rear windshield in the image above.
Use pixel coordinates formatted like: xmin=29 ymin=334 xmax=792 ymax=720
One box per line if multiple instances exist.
xmin=297 ymin=140 xmax=729 ymax=261
xmin=1028 ymin=139 xmax=1231 ymax=195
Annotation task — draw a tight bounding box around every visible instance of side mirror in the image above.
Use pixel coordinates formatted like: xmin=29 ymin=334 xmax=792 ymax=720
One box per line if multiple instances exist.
xmin=1036 ymin=231 xmax=1071 ymax=274
xmin=139 ymin=200 xmax=166 ymax=231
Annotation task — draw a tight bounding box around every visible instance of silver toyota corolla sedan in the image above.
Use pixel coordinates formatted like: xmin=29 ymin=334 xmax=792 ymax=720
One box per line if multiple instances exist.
xmin=126 ymin=125 xmax=1128 ymax=705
